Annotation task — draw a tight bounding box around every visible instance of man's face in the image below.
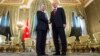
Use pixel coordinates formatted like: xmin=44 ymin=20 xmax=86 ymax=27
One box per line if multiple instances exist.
xmin=52 ymin=3 xmax=57 ymax=9
xmin=41 ymin=5 xmax=46 ymax=11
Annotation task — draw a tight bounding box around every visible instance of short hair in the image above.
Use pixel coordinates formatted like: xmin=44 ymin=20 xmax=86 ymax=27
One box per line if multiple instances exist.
xmin=38 ymin=4 xmax=45 ymax=11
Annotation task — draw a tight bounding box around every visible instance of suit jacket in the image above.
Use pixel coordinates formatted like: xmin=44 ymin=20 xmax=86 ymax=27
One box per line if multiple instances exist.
xmin=36 ymin=11 xmax=49 ymax=30
xmin=50 ymin=7 xmax=66 ymax=28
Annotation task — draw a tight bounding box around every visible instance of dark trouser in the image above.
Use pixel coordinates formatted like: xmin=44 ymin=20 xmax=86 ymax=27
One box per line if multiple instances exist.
xmin=52 ymin=27 xmax=67 ymax=54
xmin=6 ymin=35 xmax=11 ymax=41
xmin=36 ymin=30 xmax=47 ymax=55
xmin=22 ymin=42 xmax=25 ymax=51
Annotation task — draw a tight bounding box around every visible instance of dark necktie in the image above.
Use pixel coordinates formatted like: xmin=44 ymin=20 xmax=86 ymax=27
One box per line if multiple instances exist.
xmin=53 ymin=9 xmax=56 ymax=15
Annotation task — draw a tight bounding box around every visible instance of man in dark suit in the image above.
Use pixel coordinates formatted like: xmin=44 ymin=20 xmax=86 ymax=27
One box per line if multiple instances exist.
xmin=5 ymin=27 xmax=12 ymax=41
xmin=36 ymin=4 xmax=49 ymax=56
xmin=50 ymin=3 xmax=67 ymax=55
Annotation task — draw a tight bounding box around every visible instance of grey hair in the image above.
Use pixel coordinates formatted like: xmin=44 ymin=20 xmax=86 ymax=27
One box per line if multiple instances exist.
xmin=37 ymin=3 xmax=45 ymax=11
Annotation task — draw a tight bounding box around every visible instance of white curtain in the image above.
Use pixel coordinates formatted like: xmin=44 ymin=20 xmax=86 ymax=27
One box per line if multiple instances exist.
xmin=0 ymin=6 xmax=19 ymax=36
xmin=78 ymin=16 xmax=87 ymax=35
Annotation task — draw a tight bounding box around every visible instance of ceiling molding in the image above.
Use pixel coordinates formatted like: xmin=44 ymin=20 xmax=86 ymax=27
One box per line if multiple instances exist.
xmin=58 ymin=0 xmax=81 ymax=5
xmin=76 ymin=0 xmax=81 ymax=4
xmin=0 ymin=0 xmax=94 ymax=7
xmin=84 ymin=0 xmax=94 ymax=8
xmin=19 ymin=0 xmax=34 ymax=9
xmin=0 ymin=0 xmax=24 ymax=5
xmin=48 ymin=0 xmax=94 ymax=7
xmin=0 ymin=0 xmax=5 ymax=3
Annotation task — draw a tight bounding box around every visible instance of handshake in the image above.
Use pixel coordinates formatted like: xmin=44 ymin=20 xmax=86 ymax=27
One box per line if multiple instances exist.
xmin=48 ymin=21 xmax=66 ymax=28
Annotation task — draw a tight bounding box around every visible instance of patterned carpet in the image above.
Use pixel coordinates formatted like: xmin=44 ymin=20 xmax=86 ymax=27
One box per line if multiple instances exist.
xmin=0 ymin=52 xmax=100 ymax=56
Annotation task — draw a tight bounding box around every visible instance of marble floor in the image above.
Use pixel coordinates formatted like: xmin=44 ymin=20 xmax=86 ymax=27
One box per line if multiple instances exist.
xmin=0 ymin=52 xmax=100 ymax=56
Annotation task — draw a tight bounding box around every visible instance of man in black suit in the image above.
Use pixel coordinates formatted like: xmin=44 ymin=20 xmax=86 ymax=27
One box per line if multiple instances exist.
xmin=5 ymin=27 xmax=12 ymax=41
xmin=36 ymin=4 xmax=49 ymax=56
xmin=50 ymin=3 xmax=67 ymax=55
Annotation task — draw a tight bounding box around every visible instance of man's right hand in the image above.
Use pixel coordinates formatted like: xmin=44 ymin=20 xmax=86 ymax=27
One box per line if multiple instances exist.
xmin=48 ymin=21 xmax=51 ymax=24
xmin=63 ymin=24 xmax=66 ymax=28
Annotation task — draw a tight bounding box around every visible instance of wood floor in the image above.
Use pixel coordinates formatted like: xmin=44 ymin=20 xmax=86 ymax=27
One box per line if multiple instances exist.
xmin=0 ymin=52 xmax=100 ymax=56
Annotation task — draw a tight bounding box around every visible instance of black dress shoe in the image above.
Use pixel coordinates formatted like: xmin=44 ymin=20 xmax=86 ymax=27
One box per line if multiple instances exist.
xmin=44 ymin=54 xmax=49 ymax=56
xmin=37 ymin=54 xmax=48 ymax=56
xmin=61 ymin=52 xmax=66 ymax=56
xmin=53 ymin=53 xmax=60 ymax=55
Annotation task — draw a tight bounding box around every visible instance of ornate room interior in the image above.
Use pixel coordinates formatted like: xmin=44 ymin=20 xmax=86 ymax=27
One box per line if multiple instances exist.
xmin=0 ymin=0 xmax=100 ymax=56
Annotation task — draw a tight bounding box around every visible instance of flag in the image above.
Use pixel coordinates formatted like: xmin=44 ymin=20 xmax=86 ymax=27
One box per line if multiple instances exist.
xmin=22 ymin=19 xmax=30 ymax=42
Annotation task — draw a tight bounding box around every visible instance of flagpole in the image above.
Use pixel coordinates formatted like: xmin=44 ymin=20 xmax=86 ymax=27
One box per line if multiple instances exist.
xmin=17 ymin=21 xmax=24 ymax=45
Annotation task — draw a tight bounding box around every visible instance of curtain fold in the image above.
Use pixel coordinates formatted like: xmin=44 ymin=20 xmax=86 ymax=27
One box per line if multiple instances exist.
xmin=30 ymin=0 xmax=40 ymax=36
xmin=63 ymin=6 xmax=75 ymax=37
xmin=0 ymin=7 xmax=12 ymax=41
xmin=70 ymin=12 xmax=82 ymax=41
xmin=8 ymin=6 xmax=19 ymax=36
xmin=1 ymin=11 xmax=9 ymax=27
